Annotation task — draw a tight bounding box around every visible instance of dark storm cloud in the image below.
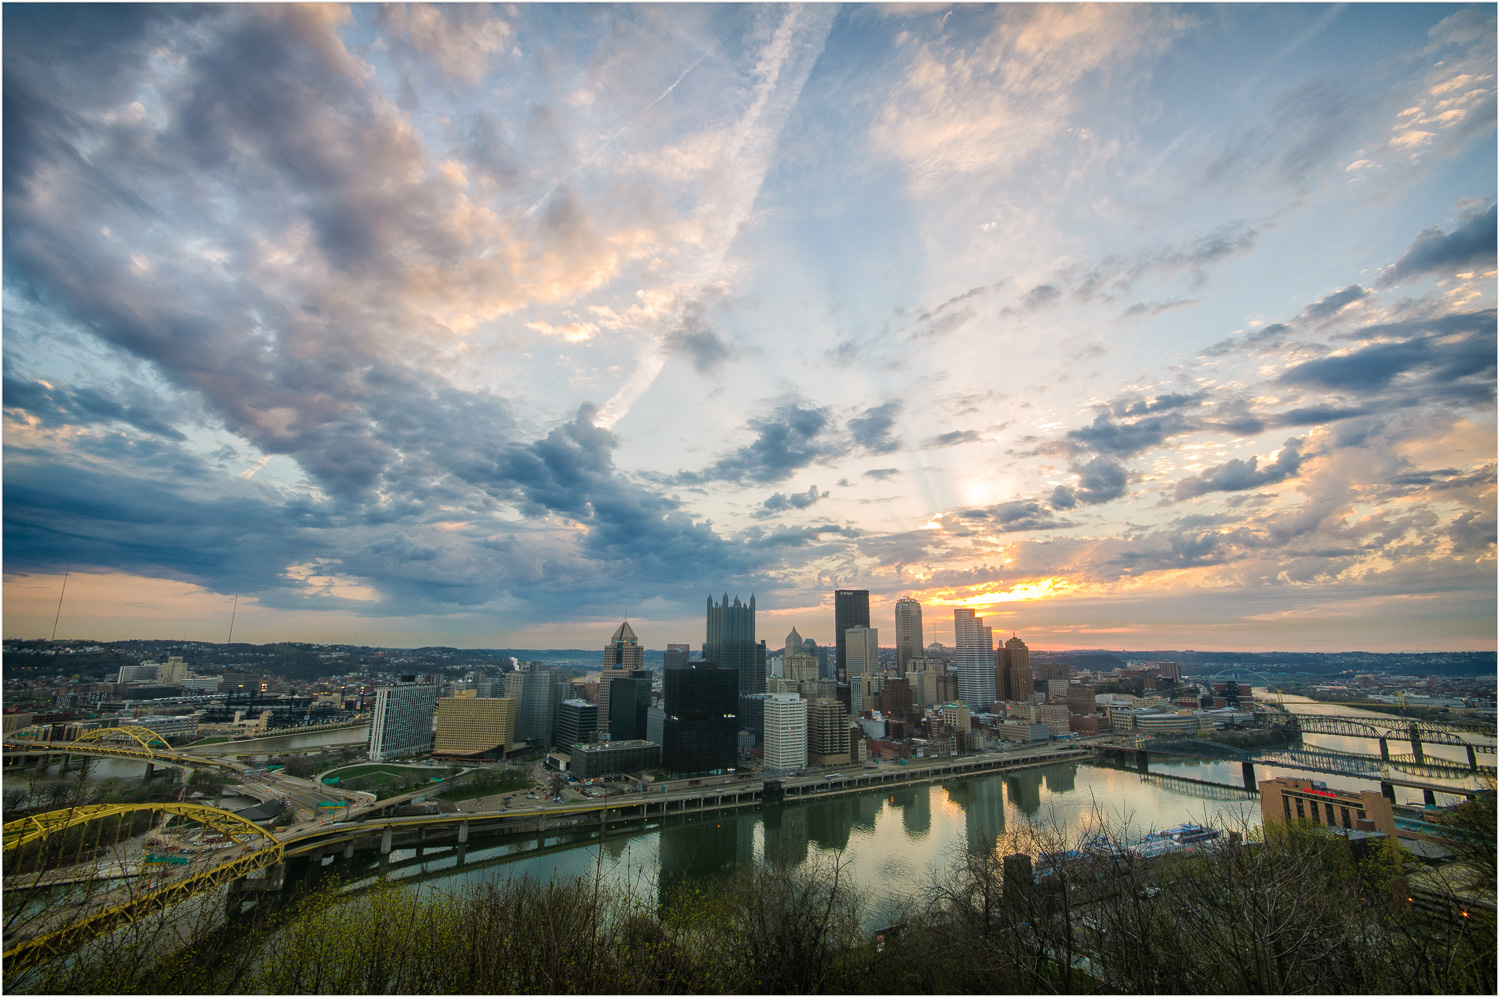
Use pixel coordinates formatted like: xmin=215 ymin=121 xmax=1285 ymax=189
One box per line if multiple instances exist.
xmin=848 ymin=400 xmax=902 ymax=454
xmin=1383 ymin=205 xmax=1498 ymax=285
xmin=3 ymin=376 xmax=185 ymax=441
xmin=681 ymin=403 xmax=833 ymax=484
xmin=1175 ymin=437 xmax=1306 ymax=500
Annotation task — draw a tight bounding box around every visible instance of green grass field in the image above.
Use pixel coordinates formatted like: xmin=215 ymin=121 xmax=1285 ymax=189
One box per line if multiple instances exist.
xmin=435 ymin=769 xmax=535 ymax=802
xmin=321 ymin=764 xmax=451 ymax=798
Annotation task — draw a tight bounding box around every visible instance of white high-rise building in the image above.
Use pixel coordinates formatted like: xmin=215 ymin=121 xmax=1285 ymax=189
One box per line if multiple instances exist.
xmin=953 ymin=609 xmax=995 ymax=708
xmin=763 ymin=694 xmax=808 ymax=771
xmin=369 ymin=681 xmax=438 ymax=761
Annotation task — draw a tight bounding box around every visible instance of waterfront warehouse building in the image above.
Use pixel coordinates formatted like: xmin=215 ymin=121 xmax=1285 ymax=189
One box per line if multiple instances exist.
xmin=572 ymin=739 xmax=661 ymax=779
xmin=368 ymin=680 xmax=438 ymax=760
xmin=662 ymin=662 xmax=738 ymax=774
xmin=763 ymin=694 xmax=808 ymax=771
xmin=1259 ymin=777 xmax=1397 ymax=836
xmin=433 ymin=696 xmax=517 ymax=759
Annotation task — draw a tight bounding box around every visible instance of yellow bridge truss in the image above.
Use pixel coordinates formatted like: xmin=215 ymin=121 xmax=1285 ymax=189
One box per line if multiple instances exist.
xmin=2 ymin=802 xmax=283 ymax=982
xmin=3 ymin=727 xmax=243 ymax=773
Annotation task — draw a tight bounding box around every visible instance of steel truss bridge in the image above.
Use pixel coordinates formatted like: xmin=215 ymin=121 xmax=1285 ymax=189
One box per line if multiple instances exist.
xmin=3 ymin=802 xmax=283 ymax=982
xmin=1098 ymin=736 xmax=1496 ymax=784
xmin=2 ymin=727 xmax=248 ymax=776
xmin=1282 ymin=714 xmax=1497 ymax=741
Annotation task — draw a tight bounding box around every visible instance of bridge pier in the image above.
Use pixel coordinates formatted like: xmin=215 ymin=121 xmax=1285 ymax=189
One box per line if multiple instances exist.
xmin=457 ymin=820 xmax=468 ymax=844
xmin=380 ymin=825 xmax=392 ymax=855
xmin=1379 ymin=737 xmax=1389 ymax=762
xmin=1381 ymin=781 xmax=1396 ymax=803
xmin=143 ymin=763 xmax=157 ymax=780
xmin=1466 ymin=744 xmax=1477 ymax=771
xmin=1135 ymin=750 xmax=1149 ymax=773
xmin=343 ymin=840 xmax=354 ymax=860
xmin=1407 ymin=723 xmax=1424 ymax=764
xmin=1241 ymin=761 xmax=1256 ymax=791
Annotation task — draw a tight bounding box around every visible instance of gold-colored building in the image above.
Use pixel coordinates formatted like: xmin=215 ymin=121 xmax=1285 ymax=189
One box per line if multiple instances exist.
xmin=1258 ymin=777 xmax=1396 ymax=837
xmin=434 ymin=696 xmax=517 ymax=759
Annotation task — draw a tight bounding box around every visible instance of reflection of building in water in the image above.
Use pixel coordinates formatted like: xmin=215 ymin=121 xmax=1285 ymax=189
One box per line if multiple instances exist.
xmin=1006 ymin=768 xmax=1045 ymax=816
xmin=947 ymin=777 xmax=1007 ymax=854
xmin=807 ymin=795 xmax=856 ymax=852
xmin=762 ymin=805 xmax=810 ymax=868
xmin=853 ymin=793 xmax=881 ymax=832
xmin=1043 ymin=763 xmax=1076 ymax=796
xmin=658 ymin=815 xmax=746 ymax=910
xmin=895 ymin=786 xmax=932 ymax=837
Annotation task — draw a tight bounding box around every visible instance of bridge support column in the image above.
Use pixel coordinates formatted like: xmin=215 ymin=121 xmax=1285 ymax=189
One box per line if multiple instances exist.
xmin=1135 ymin=750 xmax=1149 ymax=773
xmin=1407 ymin=723 xmax=1424 ymax=764
xmin=1423 ymin=788 xmax=1437 ymax=806
xmin=1378 ymin=737 xmax=1390 ymax=762
xmin=1466 ymin=744 xmax=1477 ymax=771
xmin=456 ymin=842 xmax=467 ymax=865
xmin=457 ymin=820 xmax=468 ymax=844
xmin=1380 ymin=781 xmax=1396 ymax=803
xmin=380 ymin=825 xmax=392 ymax=855
xmin=343 ymin=841 xmax=354 ymax=860
xmin=1241 ymin=761 xmax=1256 ymax=791
xmin=144 ymin=762 xmax=157 ymax=780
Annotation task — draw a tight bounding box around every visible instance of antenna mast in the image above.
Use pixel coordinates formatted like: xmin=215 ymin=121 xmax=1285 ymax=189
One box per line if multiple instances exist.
xmin=227 ymin=595 xmax=239 ymax=644
xmin=50 ymin=564 xmax=71 ymax=641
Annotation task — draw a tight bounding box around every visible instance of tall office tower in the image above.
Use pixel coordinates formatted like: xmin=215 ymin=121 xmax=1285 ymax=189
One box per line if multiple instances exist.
xmin=1067 ymin=682 xmax=1097 ymax=716
xmin=784 ymin=625 xmax=805 ymax=659
xmin=608 ymin=670 xmax=652 ymax=741
xmin=1038 ymin=661 xmax=1071 ymax=681
xmin=807 ymin=698 xmax=851 ymax=766
xmin=598 ymin=621 xmax=644 ymax=736
xmin=505 ymin=664 xmax=561 ymax=747
xmin=664 ymin=643 xmax=691 ymax=670
xmin=953 ymin=609 xmax=995 ymax=708
xmin=880 ymin=677 xmax=914 ymax=717
xmin=763 ymin=694 xmax=808 ymax=771
xmin=368 ymin=680 xmax=438 ymax=760
xmin=158 ymin=656 xmax=189 ymax=684
xmin=785 ymin=636 xmax=820 ymax=685
xmin=894 ymin=598 xmax=923 ymax=676
xmin=833 ymin=589 xmax=870 ymax=680
xmin=556 ymin=699 xmax=598 ymax=748
xmin=662 ymin=663 xmax=738 ymax=774
xmin=705 ymin=593 xmax=760 ymax=696
xmin=844 ymin=625 xmax=879 ymax=678
xmin=433 ymin=696 xmax=517 ymax=758
xmin=1000 ymin=635 xmax=1032 ymax=703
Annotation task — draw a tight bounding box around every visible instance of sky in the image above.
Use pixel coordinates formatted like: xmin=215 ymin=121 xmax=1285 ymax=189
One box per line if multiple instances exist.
xmin=3 ymin=3 xmax=1495 ymax=654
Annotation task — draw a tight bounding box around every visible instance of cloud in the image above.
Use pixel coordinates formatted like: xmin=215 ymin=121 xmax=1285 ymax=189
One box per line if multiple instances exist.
xmin=923 ymin=429 xmax=983 ymax=448
xmin=1278 ymin=314 xmax=1496 ymax=390
xmin=1175 ymin=437 xmax=1307 ymax=500
xmin=1020 ymin=284 xmax=1061 ymax=309
xmin=1065 ymin=410 xmax=1197 ymax=457
xmin=3 ymin=376 xmax=186 ymax=441
xmin=663 ymin=302 xmax=735 ymax=375
xmin=757 ymin=485 xmax=828 ymax=517
xmin=863 ymin=468 xmax=901 ymax=480
xmin=1381 ymin=204 xmax=1498 ymax=285
xmin=848 ymin=400 xmax=903 ymax=454
xmin=680 ymin=403 xmax=833 ymax=484
xmin=1299 ymin=283 xmax=1370 ymax=322
xmin=1074 ymin=456 xmax=1129 ymax=505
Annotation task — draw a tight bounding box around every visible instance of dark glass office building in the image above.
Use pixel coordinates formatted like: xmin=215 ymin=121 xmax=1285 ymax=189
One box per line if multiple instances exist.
xmin=705 ymin=593 xmax=763 ymax=696
xmin=608 ymin=670 xmax=652 ymax=741
xmin=662 ymin=662 xmax=738 ymax=774
xmin=834 ymin=589 xmax=870 ymax=679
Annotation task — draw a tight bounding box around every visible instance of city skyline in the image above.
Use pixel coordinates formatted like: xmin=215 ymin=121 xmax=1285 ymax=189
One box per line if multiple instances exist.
xmin=3 ymin=4 xmax=1495 ymax=652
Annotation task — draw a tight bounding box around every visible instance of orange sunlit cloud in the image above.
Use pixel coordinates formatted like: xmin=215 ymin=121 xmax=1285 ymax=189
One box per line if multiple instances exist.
xmin=922 ymin=576 xmax=1079 ymax=608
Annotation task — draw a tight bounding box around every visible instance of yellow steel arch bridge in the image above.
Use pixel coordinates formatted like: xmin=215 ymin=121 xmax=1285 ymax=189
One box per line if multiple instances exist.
xmin=2 ymin=726 xmax=246 ymax=774
xmin=2 ymin=802 xmax=282 ymax=981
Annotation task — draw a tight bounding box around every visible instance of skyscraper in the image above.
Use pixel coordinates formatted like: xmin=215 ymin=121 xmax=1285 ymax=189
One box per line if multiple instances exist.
xmin=608 ymin=670 xmax=652 ymax=741
xmin=952 ymin=608 xmax=995 ymax=708
xmin=662 ymin=662 xmax=738 ymax=774
xmin=664 ymin=643 xmax=691 ymax=670
xmin=763 ymin=694 xmax=808 ymax=771
xmin=833 ymin=589 xmax=869 ymax=680
xmin=894 ymin=598 xmax=923 ymax=676
xmin=504 ymin=662 xmax=562 ymax=747
xmin=368 ymin=680 xmax=438 ymax=760
xmin=1000 ymin=635 xmax=1032 ymax=703
xmin=705 ymin=593 xmax=761 ymax=696
xmin=598 ymin=621 xmax=643 ymax=737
